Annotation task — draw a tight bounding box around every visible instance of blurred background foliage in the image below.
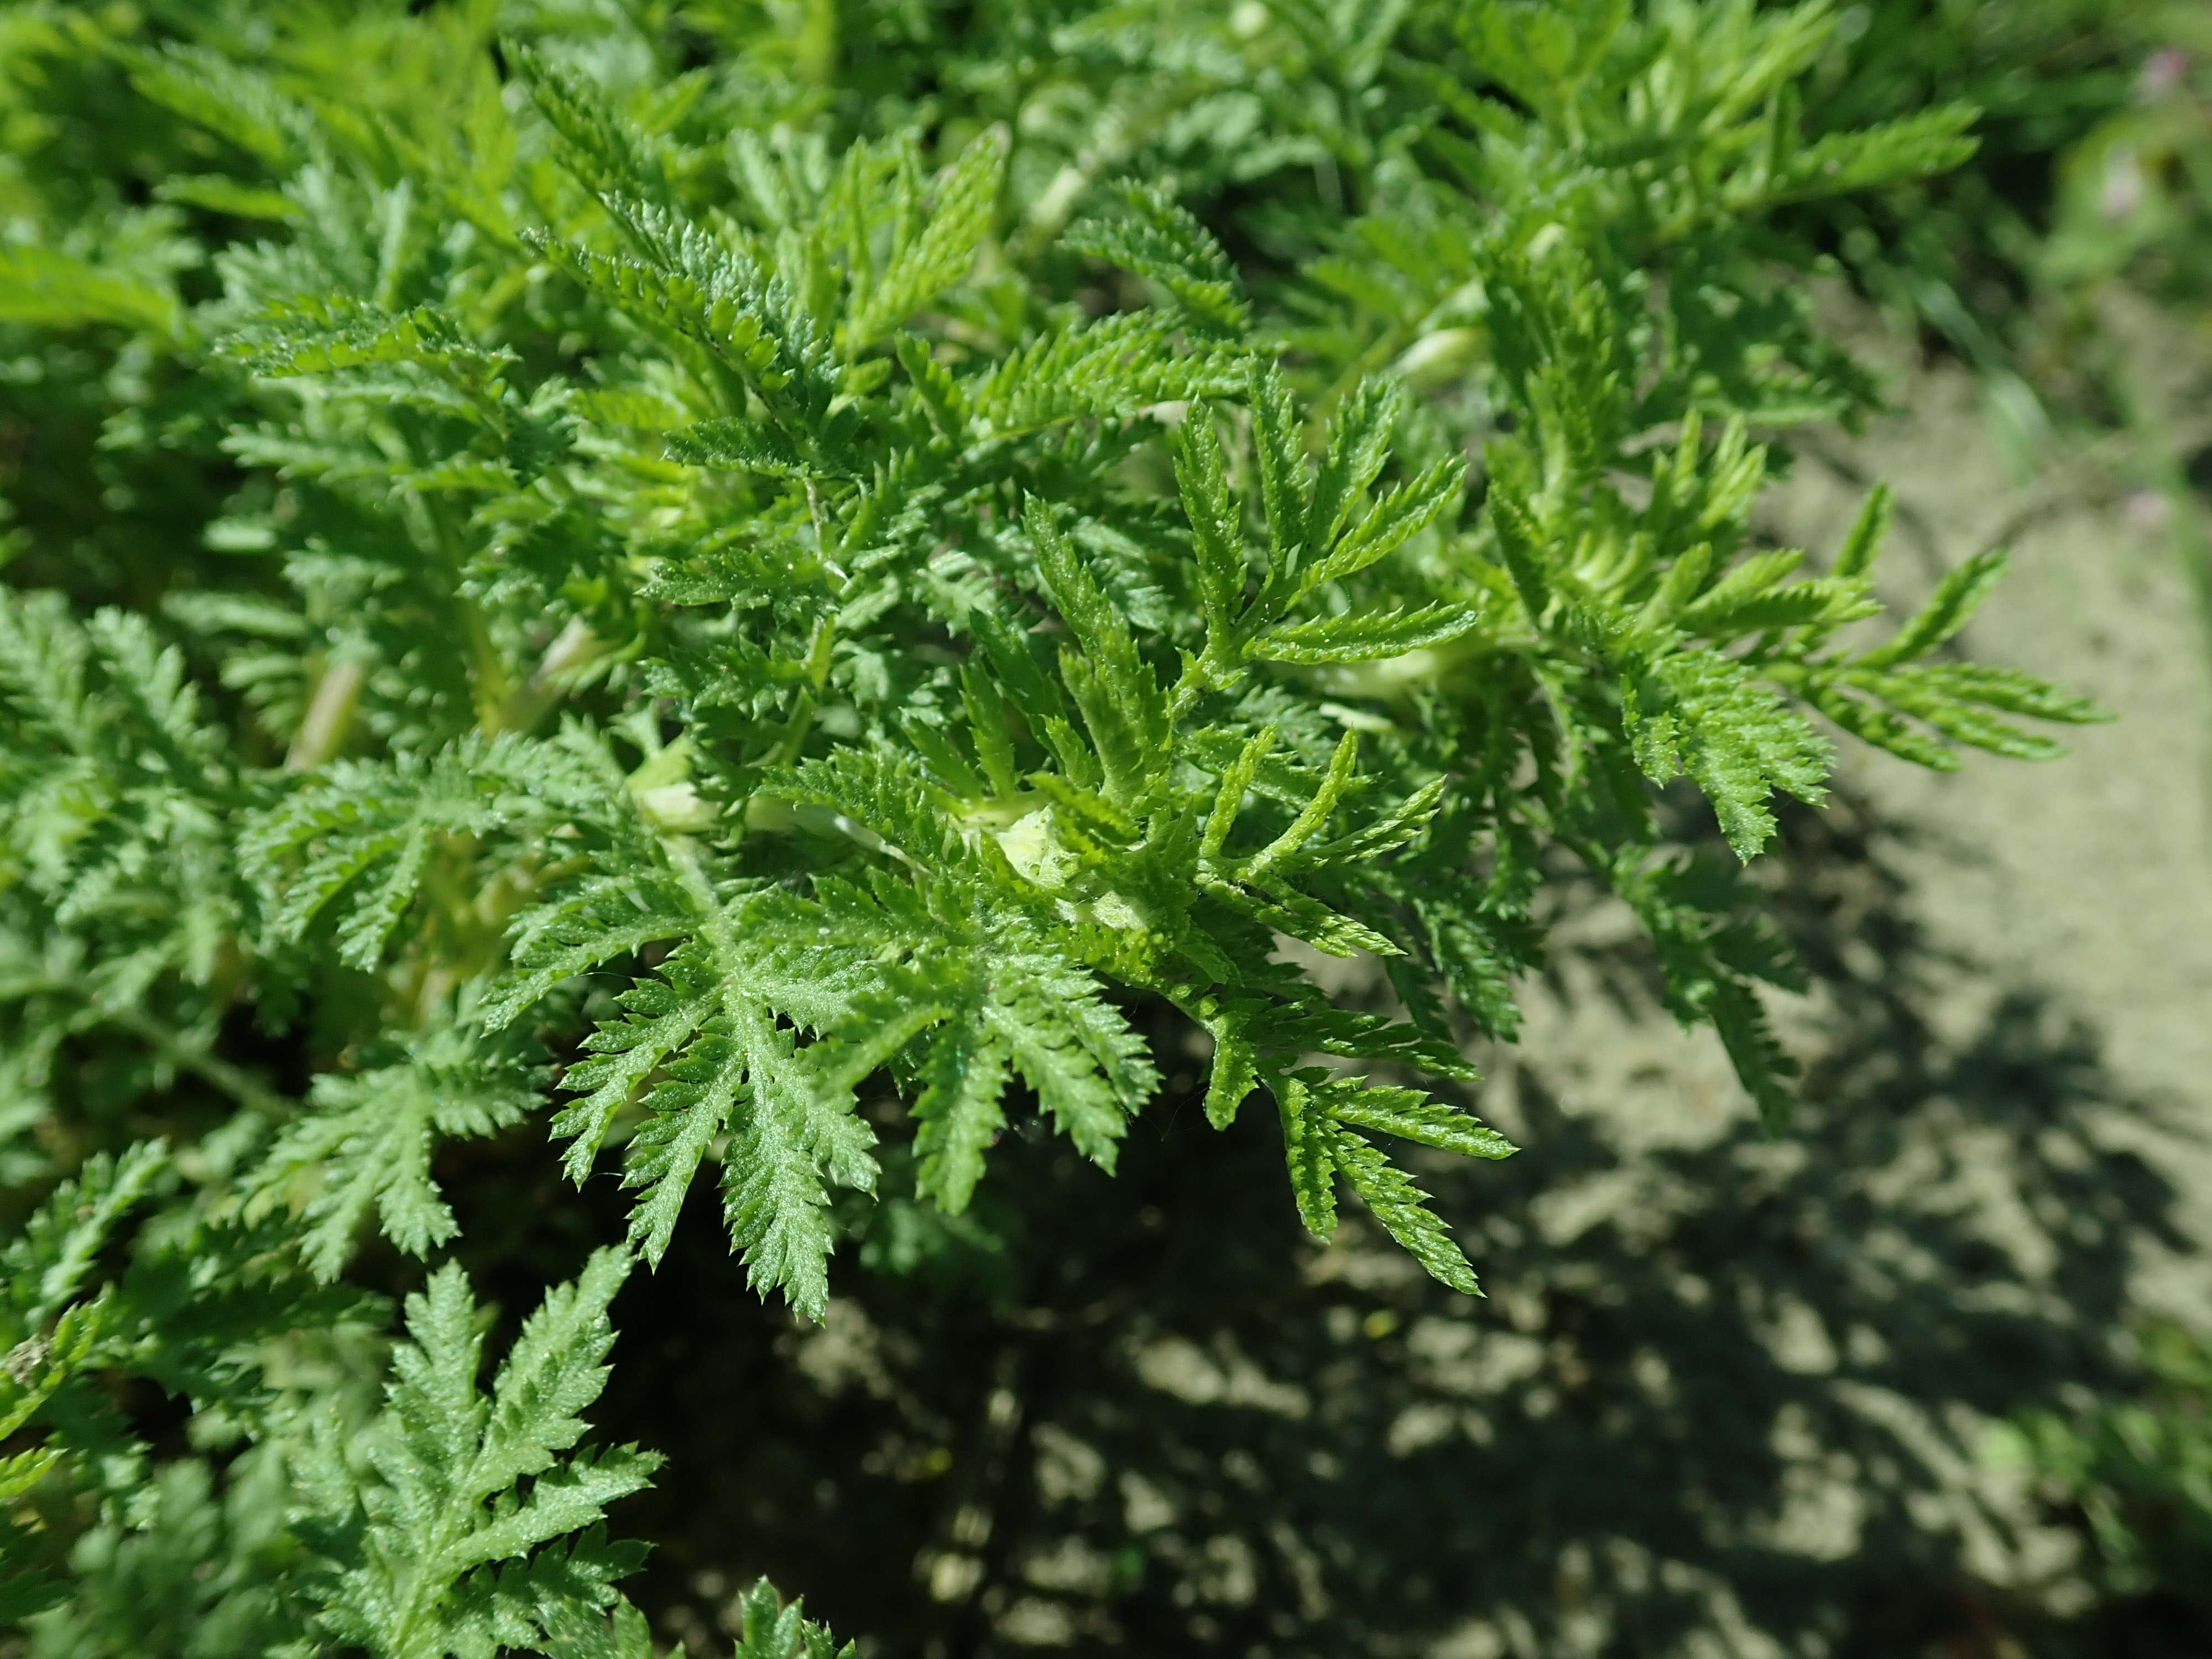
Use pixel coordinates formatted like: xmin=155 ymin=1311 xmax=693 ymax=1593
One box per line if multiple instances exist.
xmin=2 ymin=0 xmax=2211 ymax=1653
xmin=1797 ymin=0 xmax=2212 ymax=636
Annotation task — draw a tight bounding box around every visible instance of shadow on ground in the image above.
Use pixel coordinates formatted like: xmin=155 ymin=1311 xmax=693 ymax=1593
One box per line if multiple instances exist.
xmin=513 ymin=792 xmax=2201 ymax=1659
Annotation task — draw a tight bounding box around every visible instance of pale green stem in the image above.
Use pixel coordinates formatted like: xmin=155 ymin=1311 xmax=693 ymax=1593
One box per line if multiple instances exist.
xmin=285 ymin=658 xmax=365 ymax=771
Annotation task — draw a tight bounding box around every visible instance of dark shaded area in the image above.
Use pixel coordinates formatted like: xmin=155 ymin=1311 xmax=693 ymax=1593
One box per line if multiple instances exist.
xmin=422 ymin=790 xmax=2205 ymax=1657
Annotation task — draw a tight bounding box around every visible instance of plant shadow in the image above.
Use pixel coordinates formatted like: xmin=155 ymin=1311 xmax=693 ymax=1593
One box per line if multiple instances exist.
xmin=583 ymin=790 xmax=2200 ymax=1658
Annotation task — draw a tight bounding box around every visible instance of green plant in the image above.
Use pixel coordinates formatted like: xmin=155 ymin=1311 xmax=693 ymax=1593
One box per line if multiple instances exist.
xmin=1793 ymin=3 xmax=2212 ymax=582
xmin=2039 ymin=8 xmax=2212 ymax=311
xmin=2002 ymin=1321 xmax=2212 ymax=1613
xmin=2039 ymin=9 xmax=2212 ymax=655
xmin=1777 ymin=0 xmax=2138 ymax=461
xmin=0 ymin=1 xmax=2104 ymax=1651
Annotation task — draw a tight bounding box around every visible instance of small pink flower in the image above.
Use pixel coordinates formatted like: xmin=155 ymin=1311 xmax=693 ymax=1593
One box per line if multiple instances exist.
xmin=2136 ymin=46 xmax=2189 ymax=105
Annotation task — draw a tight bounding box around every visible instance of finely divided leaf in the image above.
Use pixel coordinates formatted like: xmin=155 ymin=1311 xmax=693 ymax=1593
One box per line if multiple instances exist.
xmin=1329 ymin=1128 xmax=1481 ymax=1295
xmin=256 ymin=1031 xmax=537 ymax=1280
xmin=1319 ymin=1082 xmax=1516 ymax=1161
xmin=849 ymin=128 xmax=1006 ymax=343
xmin=1065 ymin=181 xmax=1249 ymax=333
xmin=302 ymin=1250 xmax=660 ymax=1658
xmin=1859 ymin=547 xmax=2010 ymax=668
xmin=1252 ymin=601 xmax=1481 ymax=664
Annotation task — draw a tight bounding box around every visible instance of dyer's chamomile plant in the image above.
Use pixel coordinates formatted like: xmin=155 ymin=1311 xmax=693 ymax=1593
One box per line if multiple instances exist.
xmin=0 ymin=0 xmax=2101 ymax=1648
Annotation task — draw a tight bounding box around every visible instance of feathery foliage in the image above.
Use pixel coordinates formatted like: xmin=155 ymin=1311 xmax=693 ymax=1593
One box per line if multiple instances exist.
xmin=0 ymin=0 xmax=2104 ymax=1650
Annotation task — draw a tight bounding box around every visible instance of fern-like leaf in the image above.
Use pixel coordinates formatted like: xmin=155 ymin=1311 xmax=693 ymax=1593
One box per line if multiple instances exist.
xmin=296 ymin=1249 xmax=659 ymax=1659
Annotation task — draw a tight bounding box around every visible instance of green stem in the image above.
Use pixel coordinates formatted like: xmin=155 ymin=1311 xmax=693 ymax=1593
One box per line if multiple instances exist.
xmin=286 ymin=658 xmax=364 ymax=771
xmin=490 ymin=616 xmax=606 ymax=735
xmin=105 ymin=1009 xmax=291 ymax=1120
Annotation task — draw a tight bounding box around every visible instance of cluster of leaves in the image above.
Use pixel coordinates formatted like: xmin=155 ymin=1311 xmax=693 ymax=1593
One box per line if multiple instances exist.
xmin=0 ymin=0 xmax=2104 ymax=1651
xmin=2033 ymin=6 xmax=2212 ymax=312
xmin=0 ymin=1139 xmax=674 ymax=1655
xmin=1785 ymin=0 xmax=2212 ymax=467
xmin=1767 ymin=0 xmax=2134 ymax=452
xmin=2034 ymin=7 xmax=2212 ymax=660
